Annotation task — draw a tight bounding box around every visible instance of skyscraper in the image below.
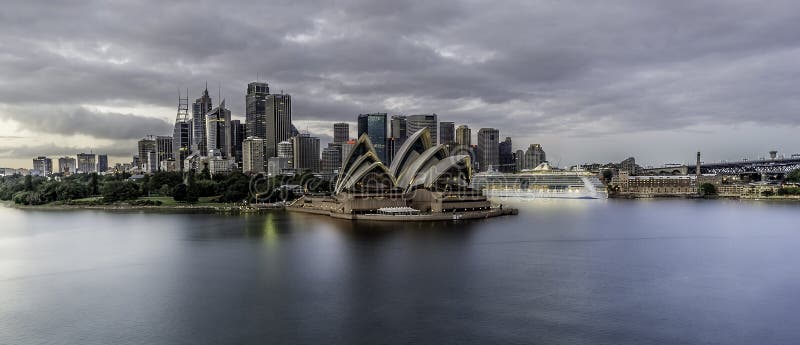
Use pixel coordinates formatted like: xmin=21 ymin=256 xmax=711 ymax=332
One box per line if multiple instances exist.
xmin=265 ymin=93 xmax=292 ymax=159
xmin=230 ymin=120 xmax=245 ymax=167
xmin=333 ymin=122 xmax=349 ymax=144
xmin=156 ymin=136 xmax=173 ymax=169
xmin=390 ymin=115 xmax=408 ymax=161
xmin=522 ymin=144 xmax=546 ymax=169
xmin=439 ymin=121 xmax=455 ymax=146
xmin=242 ymin=137 xmax=266 ymax=174
xmin=357 ymin=113 xmax=387 ymax=162
xmin=477 ymin=128 xmax=499 ymax=172
xmin=97 ymin=154 xmax=109 ymax=173
xmin=406 ymin=114 xmax=438 ymax=145
xmin=173 ymin=90 xmax=192 ymax=171
xmin=245 ymin=82 xmax=269 ymax=139
xmin=321 ymin=143 xmax=342 ymax=174
xmin=58 ymin=156 xmax=76 ymax=175
xmin=455 ymin=125 xmax=471 ymax=155
xmin=292 ymin=133 xmax=320 ymax=173
xmin=498 ymin=137 xmax=514 ymax=173
xmin=192 ymin=86 xmax=213 ymax=155
xmin=137 ymin=136 xmax=156 ymax=171
xmin=76 ymin=153 xmax=97 ymax=174
xmin=205 ymin=100 xmax=232 ymax=158
xmin=32 ymin=156 xmax=53 ymax=176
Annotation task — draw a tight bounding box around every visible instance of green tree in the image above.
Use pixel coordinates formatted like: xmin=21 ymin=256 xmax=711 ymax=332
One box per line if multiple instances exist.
xmin=787 ymin=169 xmax=800 ymax=183
xmin=89 ymin=173 xmax=100 ymax=195
xmin=699 ymin=183 xmax=717 ymax=196
xmin=101 ymin=181 xmax=141 ymax=202
xmin=761 ymin=190 xmax=775 ymax=197
xmin=185 ymin=171 xmax=199 ymax=203
xmin=601 ymin=169 xmax=613 ymax=182
xmin=172 ymin=184 xmax=188 ymax=202
xmin=149 ymin=172 xmax=183 ymax=193
xmin=24 ymin=175 xmax=33 ymax=191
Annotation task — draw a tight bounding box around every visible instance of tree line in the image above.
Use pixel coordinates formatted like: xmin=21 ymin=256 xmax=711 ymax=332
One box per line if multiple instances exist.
xmin=0 ymin=168 xmax=332 ymax=206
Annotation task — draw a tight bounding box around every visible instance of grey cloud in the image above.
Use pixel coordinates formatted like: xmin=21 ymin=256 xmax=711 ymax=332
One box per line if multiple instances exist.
xmin=1 ymin=107 xmax=171 ymax=140
xmin=1 ymin=0 xmax=800 ymax=164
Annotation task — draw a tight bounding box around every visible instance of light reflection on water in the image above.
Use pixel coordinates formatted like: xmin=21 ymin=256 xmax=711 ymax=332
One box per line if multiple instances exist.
xmin=1 ymin=200 xmax=800 ymax=344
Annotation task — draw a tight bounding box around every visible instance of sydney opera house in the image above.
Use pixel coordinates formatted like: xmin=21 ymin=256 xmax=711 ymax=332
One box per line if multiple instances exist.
xmin=292 ymin=128 xmax=507 ymax=219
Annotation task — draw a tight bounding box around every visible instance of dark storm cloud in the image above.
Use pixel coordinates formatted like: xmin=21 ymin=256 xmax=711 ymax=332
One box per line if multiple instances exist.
xmin=1 ymin=0 xmax=800 ymax=149
xmin=0 ymin=106 xmax=171 ymax=140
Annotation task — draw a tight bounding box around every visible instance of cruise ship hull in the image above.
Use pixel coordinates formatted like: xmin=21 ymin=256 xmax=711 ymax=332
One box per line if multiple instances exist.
xmin=481 ymin=189 xmax=607 ymax=200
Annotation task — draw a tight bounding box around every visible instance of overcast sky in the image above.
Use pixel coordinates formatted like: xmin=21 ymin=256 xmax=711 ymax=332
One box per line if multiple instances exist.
xmin=1 ymin=0 xmax=799 ymax=168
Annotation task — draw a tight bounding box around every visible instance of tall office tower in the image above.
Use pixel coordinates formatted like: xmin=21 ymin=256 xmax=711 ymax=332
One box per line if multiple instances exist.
xmin=205 ymin=100 xmax=232 ymax=158
xmin=278 ymin=140 xmax=294 ymax=169
xmin=390 ymin=115 xmax=407 ymax=158
xmin=321 ymin=143 xmax=342 ymax=174
xmin=357 ymin=113 xmax=388 ymax=162
xmin=498 ymin=137 xmax=514 ymax=173
xmin=245 ymin=82 xmax=269 ymax=139
xmin=477 ymin=128 xmax=499 ymax=172
xmin=97 ymin=154 xmax=109 ymax=173
xmin=455 ymin=125 xmax=472 ymax=155
xmin=341 ymin=139 xmax=356 ymax=162
xmin=173 ymin=90 xmax=192 ymax=171
xmin=265 ymin=93 xmax=292 ymax=159
xmin=333 ymin=122 xmax=349 ymax=144
xmin=292 ymin=133 xmax=320 ymax=173
xmin=156 ymin=136 xmax=174 ymax=170
xmin=146 ymin=151 xmax=158 ymax=173
xmin=76 ymin=153 xmax=97 ymax=174
xmin=32 ymin=156 xmax=53 ymax=176
xmin=515 ymin=149 xmax=525 ymax=172
xmin=137 ymin=136 xmax=156 ymax=171
xmin=192 ymin=86 xmax=213 ymax=155
xmin=406 ymin=114 xmax=438 ymax=145
xmin=439 ymin=121 xmax=455 ymax=146
xmin=230 ymin=120 xmax=245 ymax=167
xmin=242 ymin=137 xmax=266 ymax=174
xmin=58 ymin=156 xmax=77 ymax=175
xmin=523 ymin=144 xmax=546 ymax=169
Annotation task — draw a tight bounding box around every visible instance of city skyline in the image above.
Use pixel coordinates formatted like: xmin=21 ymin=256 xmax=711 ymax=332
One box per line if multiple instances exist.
xmin=2 ymin=1 xmax=800 ymax=168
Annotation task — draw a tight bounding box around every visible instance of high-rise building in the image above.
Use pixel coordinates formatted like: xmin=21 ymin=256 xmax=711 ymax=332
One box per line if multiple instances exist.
xmin=58 ymin=156 xmax=77 ymax=175
xmin=245 ymin=82 xmax=269 ymax=140
xmin=341 ymin=139 xmax=356 ymax=163
xmin=292 ymin=133 xmax=320 ymax=173
xmin=439 ymin=121 xmax=455 ymax=146
xmin=333 ymin=123 xmax=349 ymax=144
xmin=137 ymin=136 xmax=156 ymax=171
xmin=264 ymin=92 xmax=292 ymax=159
xmin=515 ymin=149 xmax=525 ymax=172
xmin=77 ymin=153 xmax=97 ymax=174
xmin=156 ymin=136 xmax=173 ymax=170
xmin=521 ymin=144 xmax=546 ymax=170
xmin=146 ymin=151 xmax=158 ymax=173
xmin=173 ymin=89 xmax=192 ymax=171
xmin=230 ymin=120 xmax=245 ymax=167
xmin=321 ymin=143 xmax=342 ymax=174
xmin=357 ymin=113 xmax=387 ymax=162
xmin=242 ymin=137 xmax=266 ymax=174
xmin=390 ymin=115 xmax=407 ymax=160
xmin=192 ymin=86 xmax=213 ymax=155
xmin=498 ymin=137 xmax=514 ymax=173
xmin=455 ymin=125 xmax=471 ymax=155
xmin=406 ymin=114 xmax=438 ymax=145
xmin=205 ymin=100 xmax=232 ymax=158
xmin=477 ymin=128 xmax=499 ymax=172
xmin=277 ymin=140 xmax=293 ymax=158
xmin=32 ymin=156 xmax=53 ymax=176
xmin=97 ymin=154 xmax=109 ymax=173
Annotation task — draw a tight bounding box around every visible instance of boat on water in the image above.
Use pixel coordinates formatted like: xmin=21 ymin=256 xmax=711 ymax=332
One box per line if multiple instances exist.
xmin=470 ymin=163 xmax=608 ymax=200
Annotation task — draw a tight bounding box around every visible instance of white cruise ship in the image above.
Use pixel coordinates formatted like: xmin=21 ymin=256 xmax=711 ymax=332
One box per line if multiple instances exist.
xmin=470 ymin=163 xmax=608 ymax=200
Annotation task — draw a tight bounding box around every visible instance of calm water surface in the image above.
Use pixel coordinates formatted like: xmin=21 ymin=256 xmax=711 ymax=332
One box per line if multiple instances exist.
xmin=1 ymin=199 xmax=800 ymax=344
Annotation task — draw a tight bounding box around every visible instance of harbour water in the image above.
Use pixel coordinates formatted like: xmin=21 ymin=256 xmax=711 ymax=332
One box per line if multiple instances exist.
xmin=1 ymin=200 xmax=800 ymax=344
